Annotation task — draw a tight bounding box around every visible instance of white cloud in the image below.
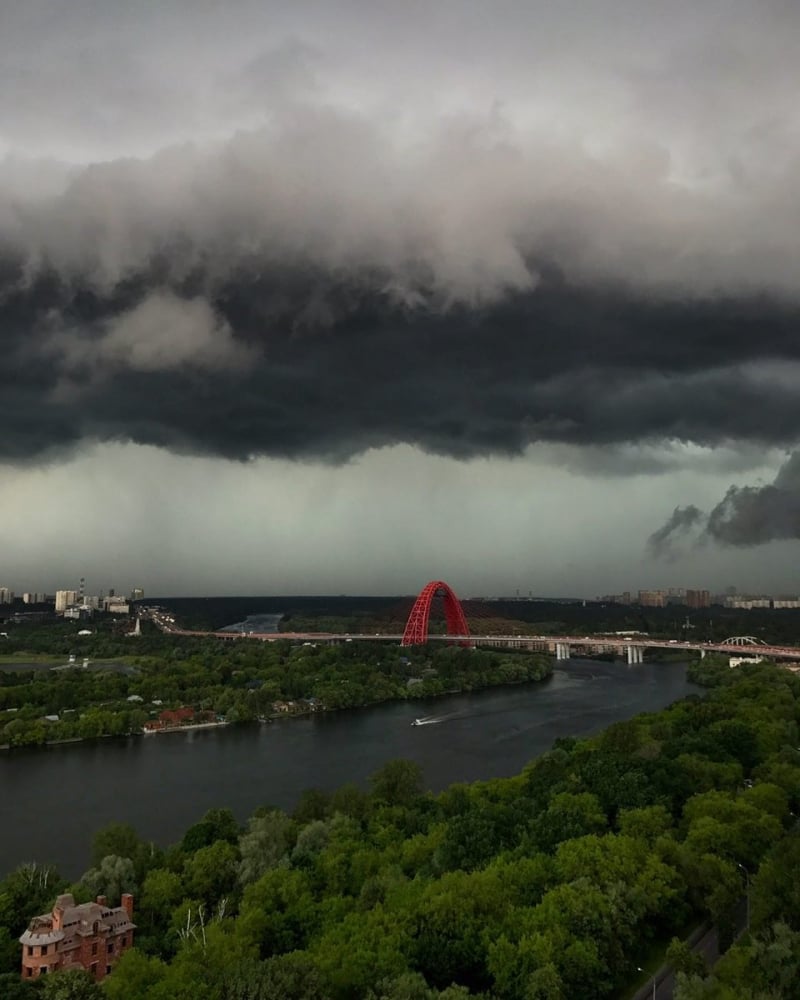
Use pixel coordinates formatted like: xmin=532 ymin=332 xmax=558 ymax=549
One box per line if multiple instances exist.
xmin=52 ymin=292 xmax=253 ymax=376
xmin=2 ymin=2 xmax=800 ymax=298
xmin=99 ymin=293 xmax=251 ymax=372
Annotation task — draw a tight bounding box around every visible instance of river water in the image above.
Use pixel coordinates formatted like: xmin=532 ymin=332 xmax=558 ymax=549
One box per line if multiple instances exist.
xmin=0 ymin=659 xmax=698 ymax=877
xmin=218 ymin=613 xmax=284 ymax=634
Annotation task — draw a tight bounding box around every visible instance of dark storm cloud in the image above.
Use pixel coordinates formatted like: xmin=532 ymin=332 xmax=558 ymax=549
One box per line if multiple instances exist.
xmin=3 ymin=256 xmax=800 ymax=464
xmin=3 ymin=2 xmax=800 ymax=466
xmin=649 ymin=452 xmax=800 ymax=551
xmin=705 ymin=453 xmax=800 ymax=546
xmin=647 ymin=505 xmax=704 ymax=558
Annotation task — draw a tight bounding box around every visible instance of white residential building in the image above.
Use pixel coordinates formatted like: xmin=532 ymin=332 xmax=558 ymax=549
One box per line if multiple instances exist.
xmin=55 ymin=590 xmax=78 ymax=613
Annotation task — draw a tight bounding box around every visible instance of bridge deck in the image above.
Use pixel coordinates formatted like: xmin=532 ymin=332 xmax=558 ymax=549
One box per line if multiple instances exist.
xmin=145 ymin=614 xmax=800 ymax=661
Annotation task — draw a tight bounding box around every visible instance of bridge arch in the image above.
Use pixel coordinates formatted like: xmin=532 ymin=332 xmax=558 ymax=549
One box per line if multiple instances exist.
xmin=720 ymin=636 xmax=767 ymax=646
xmin=401 ymin=581 xmax=470 ymax=646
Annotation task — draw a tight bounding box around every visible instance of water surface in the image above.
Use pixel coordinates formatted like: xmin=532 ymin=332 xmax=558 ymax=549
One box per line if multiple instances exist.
xmin=0 ymin=659 xmax=698 ymax=876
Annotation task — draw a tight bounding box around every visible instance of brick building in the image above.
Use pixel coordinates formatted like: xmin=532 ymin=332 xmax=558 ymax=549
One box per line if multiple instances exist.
xmin=686 ymin=589 xmax=711 ymax=608
xmin=142 ymin=706 xmax=215 ymax=732
xmin=19 ymin=892 xmax=135 ymax=982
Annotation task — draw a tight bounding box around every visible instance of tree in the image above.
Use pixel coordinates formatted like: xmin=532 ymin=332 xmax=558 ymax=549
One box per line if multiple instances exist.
xmin=40 ymin=968 xmax=102 ymax=999
xmin=102 ymin=948 xmax=167 ymax=1000
xmin=0 ymin=863 xmax=66 ymax=928
xmin=219 ymin=952 xmax=327 ymax=1000
xmin=751 ymin=833 xmax=800 ymax=930
xmin=138 ymin=866 xmax=187 ymax=945
xmin=523 ymin=965 xmax=566 ymax=999
xmin=366 ymin=971 xmax=436 ymax=999
xmin=329 ymin=782 xmax=370 ymax=821
xmin=185 ymin=840 xmax=239 ymax=906
xmin=434 ymin=805 xmax=504 ymax=873
xmin=666 ymin=937 xmax=707 ymax=978
xmin=617 ymin=804 xmax=673 ymax=844
xmin=679 ymin=922 xmax=800 ymax=999
xmin=292 ymin=788 xmax=331 ymax=825
xmin=0 ymin=971 xmax=41 ymax=1000
xmin=370 ymin=760 xmax=424 ymax=809
xmin=237 ymin=812 xmax=294 ymax=885
xmin=236 ymin=867 xmax=318 ymax=958
xmin=529 ymin=792 xmax=608 ymax=853
xmin=313 ymin=907 xmax=409 ymax=999
xmin=673 ymin=972 xmax=734 ymax=999
xmin=80 ymin=855 xmax=136 ymax=902
xmin=682 ymin=792 xmax=783 ymax=869
xmin=0 ymin=926 xmax=19 ymax=976
xmin=291 ymin=820 xmax=331 ymax=869
xmin=182 ymin=808 xmax=240 ymax=852
xmin=409 ymin=869 xmax=506 ymax=991
xmin=91 ymin=823 xmax=141 ymax=868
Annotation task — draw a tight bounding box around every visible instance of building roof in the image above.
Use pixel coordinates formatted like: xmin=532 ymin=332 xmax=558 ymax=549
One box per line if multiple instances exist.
xmin=20 ymin=894 xmax=135 ymax=949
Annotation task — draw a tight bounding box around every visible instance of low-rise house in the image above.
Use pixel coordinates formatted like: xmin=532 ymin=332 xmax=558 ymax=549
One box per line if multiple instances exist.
xmin=19 ymin=893 xmax=135 ymax=982
xmin=143 ymin=707 xmax=214 ymax=732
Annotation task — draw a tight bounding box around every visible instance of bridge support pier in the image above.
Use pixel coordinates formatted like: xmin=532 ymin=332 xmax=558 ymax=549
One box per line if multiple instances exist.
xmin=555 ymin=642 xmax=571 ymax=661
xmin=626 ymin=644 xmax=644 ymax=665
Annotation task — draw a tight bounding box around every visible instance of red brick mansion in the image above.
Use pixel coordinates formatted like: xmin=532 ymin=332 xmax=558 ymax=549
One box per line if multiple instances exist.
xmin=19 ymin=892 xmax=135 ymax=981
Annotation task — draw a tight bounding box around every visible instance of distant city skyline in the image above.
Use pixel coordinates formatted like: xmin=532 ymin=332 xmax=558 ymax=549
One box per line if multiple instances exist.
xmin=3 ymin=573 xmax=800 ymax=606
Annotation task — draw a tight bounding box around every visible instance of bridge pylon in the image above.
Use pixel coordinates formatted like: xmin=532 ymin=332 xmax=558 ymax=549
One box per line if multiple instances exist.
xmin=401 ymin=581 xmax=470 ymax=646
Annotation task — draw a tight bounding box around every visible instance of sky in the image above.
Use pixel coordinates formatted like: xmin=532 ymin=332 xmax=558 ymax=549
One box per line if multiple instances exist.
xmin=2 ymin=1 xmax=800 ymax=598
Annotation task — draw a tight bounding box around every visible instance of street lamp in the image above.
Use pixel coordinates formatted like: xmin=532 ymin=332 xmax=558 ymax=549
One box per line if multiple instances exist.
xmin=636 ymin=967 xmax=656 ymax=999
xmin=737 ymin=862 xmax=751 ymax=931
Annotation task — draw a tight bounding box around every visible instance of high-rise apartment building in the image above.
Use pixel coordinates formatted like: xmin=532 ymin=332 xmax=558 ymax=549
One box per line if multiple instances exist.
xmin=0 ymin=587 xmax=14 ymax=604
xmin=686 ymin=589 xmax=711 ymax=608
xmin=55 ymin=590 xmax=78 ymax=613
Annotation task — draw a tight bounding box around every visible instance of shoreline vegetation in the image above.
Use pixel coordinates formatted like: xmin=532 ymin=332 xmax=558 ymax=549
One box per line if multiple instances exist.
xmin=0 ymin=666 xmax=556 ymax=750
xmin=0 ymin=666 xmax=554 ymax=751
xmin=0 ymin=620 xmax=554 ymax=750
xmin=1 ymin=658 xmax=798 ymax=1000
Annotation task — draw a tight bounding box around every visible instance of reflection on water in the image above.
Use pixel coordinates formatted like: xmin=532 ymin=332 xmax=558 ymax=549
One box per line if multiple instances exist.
xmin=0 ymin=659 xmax=699 ymax=876
xmin=219 ymin=613 xmax=284 ymax=634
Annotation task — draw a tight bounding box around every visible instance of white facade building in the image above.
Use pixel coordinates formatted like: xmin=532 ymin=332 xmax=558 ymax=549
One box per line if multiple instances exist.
xmin=55 ymin=590 xmax=78 ymax=613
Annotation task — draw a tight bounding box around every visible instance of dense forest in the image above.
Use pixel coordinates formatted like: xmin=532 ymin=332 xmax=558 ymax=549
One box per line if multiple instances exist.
xmin=1 ymin=659 xmax=798 ymax=998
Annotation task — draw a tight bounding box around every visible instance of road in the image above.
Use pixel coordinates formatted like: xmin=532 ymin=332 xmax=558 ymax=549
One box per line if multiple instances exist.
xmin=632 ymin=898 xmax=748 ymax=999
xmin=144 ymin=610 xmax=800 ymax=662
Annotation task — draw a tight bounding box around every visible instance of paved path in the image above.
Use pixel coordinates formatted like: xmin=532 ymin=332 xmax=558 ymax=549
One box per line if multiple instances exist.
xmin=631 ymin=898 xmax=747 ymax=1000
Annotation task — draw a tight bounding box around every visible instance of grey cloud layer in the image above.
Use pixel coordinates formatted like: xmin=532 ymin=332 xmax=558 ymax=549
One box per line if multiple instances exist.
xmin=2 ymin=2 xmax=800 ymax=489
xmin=3 ymin=2 xmax=799 ymax=160
xmin=650 ymin=452 xmax=800 ymax=552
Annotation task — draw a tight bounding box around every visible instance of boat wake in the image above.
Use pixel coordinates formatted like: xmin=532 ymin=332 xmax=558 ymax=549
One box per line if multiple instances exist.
xmin=410 ymin=716 xmax=440 ymax=726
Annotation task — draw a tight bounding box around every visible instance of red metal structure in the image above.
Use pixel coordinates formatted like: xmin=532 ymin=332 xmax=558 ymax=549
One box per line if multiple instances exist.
xmin=401 ymin=580 xmax=471 ymax=646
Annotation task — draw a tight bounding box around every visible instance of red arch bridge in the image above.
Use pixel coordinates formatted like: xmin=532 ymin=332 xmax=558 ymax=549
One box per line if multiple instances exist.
xmin=146 ymin=582 xmax=800 ymax=662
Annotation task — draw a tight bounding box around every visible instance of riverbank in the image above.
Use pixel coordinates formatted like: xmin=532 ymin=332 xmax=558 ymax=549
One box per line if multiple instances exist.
xmin=0 ymin=659 xmax=698 ymax=877
xmin=0 ymin=649 xmax=555 ymax=749
xmin=143 ymin=720 xmax=229 ymax=735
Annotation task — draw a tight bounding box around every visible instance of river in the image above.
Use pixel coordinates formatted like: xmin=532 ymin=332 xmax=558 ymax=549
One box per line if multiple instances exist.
xmin=0 ymin=659 xmax=698 ymax=877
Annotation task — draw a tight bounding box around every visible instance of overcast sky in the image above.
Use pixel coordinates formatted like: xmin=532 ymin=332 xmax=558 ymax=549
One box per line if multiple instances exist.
xmin=2 ymin=1 xmax=800 ymax=597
